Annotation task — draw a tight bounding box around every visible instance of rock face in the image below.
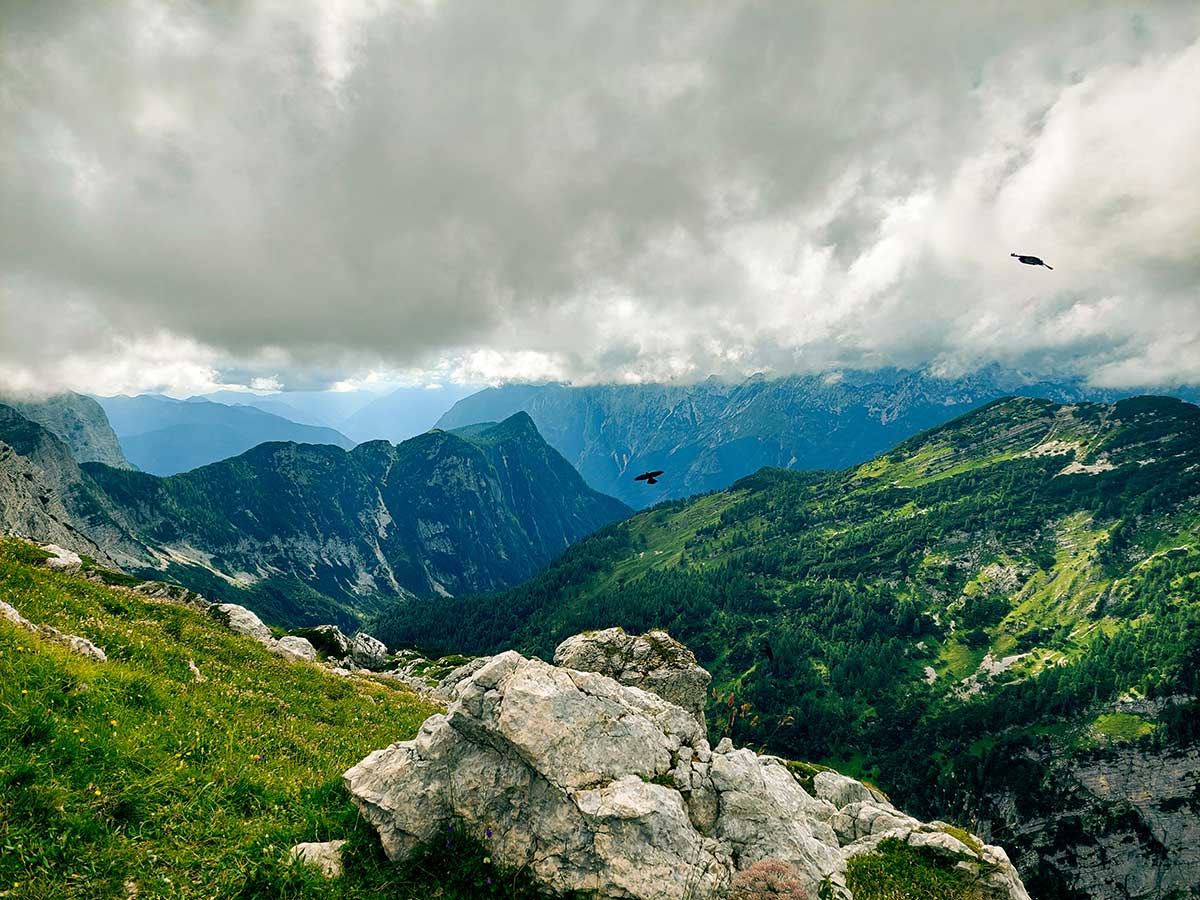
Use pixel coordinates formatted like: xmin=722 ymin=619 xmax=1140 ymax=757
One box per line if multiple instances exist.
xmin=287 ymin=840 xmax=346 ymax=878
xmin=41 ymin=543 xmax=83 ymax=573
xmin=351 ymin=632 xmax=389 ymax=670
xmin=553 ymin=627 xmax=711 ymax=728
xmin=346 ymin=640 xmax=1029 ymax=900
xmin=3 ymin=392 xmax=132 ymax=469
xmin=276 ymin=635 xmax=317 ymax=663
xmin=974 ymin=715 xmax=1200 ymax=900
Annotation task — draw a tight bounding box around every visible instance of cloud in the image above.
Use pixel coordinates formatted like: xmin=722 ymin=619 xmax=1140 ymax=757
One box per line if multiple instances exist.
xmin=1 ymin=1 xmax=1198 ymax=395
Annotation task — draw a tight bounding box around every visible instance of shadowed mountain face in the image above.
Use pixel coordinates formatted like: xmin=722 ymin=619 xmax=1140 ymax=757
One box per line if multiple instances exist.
xmin=0 ymin=408 xmax=629 ymax=630
xmin=384 ymin=396 xmax=1200 ymax=899
xmin=95 ymin=394 xmax=356 ymax=475
xmin=1 ymin=392 xmax=131 ymax=469
xmin=436 ymin=369 xmax=1200 ymax=507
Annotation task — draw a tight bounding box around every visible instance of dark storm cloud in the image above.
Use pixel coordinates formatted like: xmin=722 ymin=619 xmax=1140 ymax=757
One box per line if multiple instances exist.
xmin=1 ymin=1 xmax=1198 ymax=394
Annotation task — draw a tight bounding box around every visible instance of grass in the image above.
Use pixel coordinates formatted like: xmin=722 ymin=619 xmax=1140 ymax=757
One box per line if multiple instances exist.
xmin=1089 ymin=712 xmax=1156 ymax=743
xmin=0 ymin=538 xmax=556 ymax=899
xmin=846 ymin=838 xmax=987 ymax=900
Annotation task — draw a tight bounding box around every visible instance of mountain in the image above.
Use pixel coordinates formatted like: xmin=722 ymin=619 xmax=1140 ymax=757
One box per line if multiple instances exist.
xmin=0 ymin=404 xmax=118 ymax=561
xmin=196 ymin=388 xmax=384 ymax=430
xmin=196 ymin=389 xmax=336 ymax=427
xmin=0 ymin=391 xmax=131 ymax=469
xmin=0 ymin=407 xmax=629 ymax=630
xmin=337 ymin=384 xmax=480 ymax=443
xmin=381 ymin=395 xmax=1200 ymax=899
xmin=95 ymin=394 xmax=356 ymax=475
xmin=435 ymin=369 xmax=1200 ymax=507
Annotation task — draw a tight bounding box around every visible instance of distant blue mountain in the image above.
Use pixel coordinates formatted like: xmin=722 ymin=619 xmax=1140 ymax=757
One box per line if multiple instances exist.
xmin=95 ymin=394 xmax=355 ymax=475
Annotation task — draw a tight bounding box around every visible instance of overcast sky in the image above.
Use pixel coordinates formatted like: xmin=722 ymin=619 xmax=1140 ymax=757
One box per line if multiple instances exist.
xmin=2 ymin=1 xmax=1198 ymax=396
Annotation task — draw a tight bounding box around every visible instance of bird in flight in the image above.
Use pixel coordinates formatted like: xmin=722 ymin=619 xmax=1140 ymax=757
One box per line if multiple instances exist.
xmin=634 ymin=470 xmax=665 ymax=485
xmin=1011 ymin=253 xmax=1053 ymax=270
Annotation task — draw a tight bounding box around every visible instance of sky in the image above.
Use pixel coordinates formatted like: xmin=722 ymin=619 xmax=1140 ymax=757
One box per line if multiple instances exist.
xmin=2 ymin=1 xmax=1198 ymax=397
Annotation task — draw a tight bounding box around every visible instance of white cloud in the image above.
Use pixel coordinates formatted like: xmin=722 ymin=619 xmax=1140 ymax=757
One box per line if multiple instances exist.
xmin=1 ymin=2 xmax=1197 ymax=395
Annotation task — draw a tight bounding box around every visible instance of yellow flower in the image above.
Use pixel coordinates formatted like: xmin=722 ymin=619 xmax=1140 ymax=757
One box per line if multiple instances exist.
xmin=20 ymin=689 xmax=27 ymax=695
xmin=110 ymin=719 xmax=118 ymax=727
xmin=94 ymin=789 xmax=101 ymax=797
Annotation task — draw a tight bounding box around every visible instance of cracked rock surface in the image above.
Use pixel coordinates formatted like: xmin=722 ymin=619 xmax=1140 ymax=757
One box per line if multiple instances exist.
xmin=346 ymin=639 xmax=1030 ymax=900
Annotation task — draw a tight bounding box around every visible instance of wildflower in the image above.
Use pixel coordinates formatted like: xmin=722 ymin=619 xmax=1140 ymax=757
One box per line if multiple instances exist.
xmin=485 ymin=827 xmax=492 ymax=838
xmin=483 ymin=857 xmax=491 ymax=864
xmin=94 ymin=789 xmax=101 ymax=797
xmin=110 ymin=720 xmax=118 ymax=728
xmin=20 ymin=689 xmax=27 ymax=695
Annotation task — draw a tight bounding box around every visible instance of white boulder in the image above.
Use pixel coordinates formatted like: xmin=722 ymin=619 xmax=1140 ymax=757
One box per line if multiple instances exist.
xmin=351 ymin=632 xmax=389 ymax=670
xmin=345 ymin=640 xmax=1031 ymax=900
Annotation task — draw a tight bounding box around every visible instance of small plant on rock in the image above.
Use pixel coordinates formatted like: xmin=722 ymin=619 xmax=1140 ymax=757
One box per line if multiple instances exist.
xmin=730 ymin=859 xmax=808 ymax=900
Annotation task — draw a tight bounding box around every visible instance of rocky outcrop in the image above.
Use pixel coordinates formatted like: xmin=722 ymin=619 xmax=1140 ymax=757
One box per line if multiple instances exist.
xmin=553 ymin=627 xmax=711 ymax=728
xmin=346 ymin=640 xmax=1029 ymax=900
xmin=1 ymin=598 xmax=107 ymax=662
xmin=351 ymin=632 xmax=390 ymax=671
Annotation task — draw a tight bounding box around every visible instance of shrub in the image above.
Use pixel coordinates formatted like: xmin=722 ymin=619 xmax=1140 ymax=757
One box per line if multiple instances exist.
xmin=730 ymin=859 xmax=808 ymax=900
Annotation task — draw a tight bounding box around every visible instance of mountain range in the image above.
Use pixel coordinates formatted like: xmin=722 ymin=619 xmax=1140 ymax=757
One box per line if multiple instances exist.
xmin=436 ymin=368 xmax=1200 ymax=507
xmin=95 ymin=394 xmax=357 ymax=475
xmin=0 ymin=404 xmax=628 ymax=629
xmin=382 ymin=394 xmax=1200 ymax=899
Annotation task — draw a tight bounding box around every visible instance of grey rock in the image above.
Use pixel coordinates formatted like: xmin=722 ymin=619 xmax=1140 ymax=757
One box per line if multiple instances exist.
xmin=41 ymin=543 xmax=83 ymax=572
xmin=554 ymin=627 xmax=711 ymax=728
xmin=287 ymin=840 xmax=347 ymax=878
xmin=1 ymin=599 xmax=107 ymax=662
xmin=276 ymin=635 xmax=317 ymax=663
xmin=813 ymin=770 xmax=884 ymax=809
xmin=346 ymin=639 xmax=1029 ymax=900
xmin=307 ymin=624 xmax=351 ymax=659
xmin=212 ymin=603 xmax=274 ymax=645
xmin=351 ymin=632 xmax=389 ymax=670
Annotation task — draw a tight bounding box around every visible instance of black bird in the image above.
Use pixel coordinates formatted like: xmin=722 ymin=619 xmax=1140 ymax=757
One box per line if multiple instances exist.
xmin=634 ymin=470 xmax=665 ymax=485
xmin=1011 ymin=253 xmax=1053 ymax=270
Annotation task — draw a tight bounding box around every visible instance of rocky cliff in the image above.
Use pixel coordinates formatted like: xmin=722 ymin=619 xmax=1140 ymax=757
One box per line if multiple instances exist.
xmin=2 ymin=392 xmax=131 ymax=469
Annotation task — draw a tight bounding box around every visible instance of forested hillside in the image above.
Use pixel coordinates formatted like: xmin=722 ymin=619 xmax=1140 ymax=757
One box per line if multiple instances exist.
xmin=380 ymin=396 xmax=1200 ymax=898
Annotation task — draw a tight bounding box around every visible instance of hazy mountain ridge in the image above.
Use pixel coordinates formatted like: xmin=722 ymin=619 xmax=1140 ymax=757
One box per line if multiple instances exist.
xmin=383 ymin=395 xmax=1200 ymax=899
xmin=436 ymin=369 xmax=1200 ymax=507
xmin=95 ymin=394 xmax=356 ymax=475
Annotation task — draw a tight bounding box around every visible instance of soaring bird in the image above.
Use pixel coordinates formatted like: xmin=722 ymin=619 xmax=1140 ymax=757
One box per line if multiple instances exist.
xmin=634 ymin=470 xmax=665 ymax=485
xmin=1011 ymin=253 xmax=1053 ymax=270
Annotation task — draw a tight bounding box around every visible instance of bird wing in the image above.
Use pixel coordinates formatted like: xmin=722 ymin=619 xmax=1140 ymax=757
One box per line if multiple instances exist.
xmin=648 ymin=470 xmax=664 ymax=478
xmin=634 ymin=472 xmax=650 ymax=481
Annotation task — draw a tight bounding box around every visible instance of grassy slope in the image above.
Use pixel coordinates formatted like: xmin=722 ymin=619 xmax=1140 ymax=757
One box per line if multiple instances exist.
xmin=0 ymin=538 xmax=456 ymax=899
